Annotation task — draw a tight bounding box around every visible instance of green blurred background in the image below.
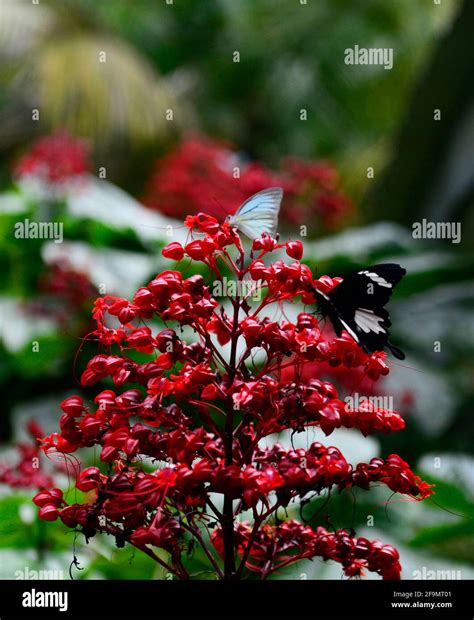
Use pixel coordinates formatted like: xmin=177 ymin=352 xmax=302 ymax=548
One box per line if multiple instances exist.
xmin=0 ymin=0 xmax=473 ymax=580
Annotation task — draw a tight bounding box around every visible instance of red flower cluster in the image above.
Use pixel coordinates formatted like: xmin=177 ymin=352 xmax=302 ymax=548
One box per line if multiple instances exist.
xmin=38 ymin=261 xmax=97 ymax=309
xmin=34 ymin=215 xmax=432 ymax=580
xmin=212 ymin=521 xmax=401 ymax=579
xmin=14 ymin=131 xmax=90 ymax=184
xmin=252 ymin=443 xmax=432 ymax=503
xmin=21 ymin=261 xmax=98 ymax=329
xmin=282 ymin=157 xmax=351 ymax=227
xmin=0 ymin=421 xmax=58 ymax=490
xmin=142 ymin=136 xmax=351 ymax=232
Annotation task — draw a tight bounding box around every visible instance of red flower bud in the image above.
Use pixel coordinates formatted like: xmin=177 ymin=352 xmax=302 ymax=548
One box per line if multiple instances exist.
xmin=286 ymin=240 xmax=303 ymax=260
xmin=162 ymin=242 xmax=185 ymax=261
xmin=60 ymin=396 xmax=84 ymax=417
xmin=39 ymin=503 xmax=59 ymax=521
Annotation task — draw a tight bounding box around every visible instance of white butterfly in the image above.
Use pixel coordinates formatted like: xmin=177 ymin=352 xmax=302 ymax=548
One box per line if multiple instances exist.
xmin=226 ymin=187 xmax=283 ymax=240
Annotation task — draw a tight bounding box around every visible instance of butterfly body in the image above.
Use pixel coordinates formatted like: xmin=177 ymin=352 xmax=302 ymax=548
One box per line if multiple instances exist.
xmin=227 ymin=187 xmax=283 ymax=239
xmin=313 ymin=263 xmax=406 ymax=359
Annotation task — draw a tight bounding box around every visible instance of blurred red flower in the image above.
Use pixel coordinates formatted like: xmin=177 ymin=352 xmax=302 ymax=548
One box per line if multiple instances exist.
xmin=14 ymin=131 xmax=90 ymax=185
xmin=142 ymin=136 xmax=351 ymax=232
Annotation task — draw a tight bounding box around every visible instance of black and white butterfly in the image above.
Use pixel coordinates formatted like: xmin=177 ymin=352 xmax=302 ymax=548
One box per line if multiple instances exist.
xmin=312 ymin=263 xmax=406 ymax=360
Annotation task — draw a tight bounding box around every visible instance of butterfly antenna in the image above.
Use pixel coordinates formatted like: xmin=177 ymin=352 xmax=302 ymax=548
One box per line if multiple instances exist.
xmin=210 ymin=196 xmax=230 ymax=220
xmin=388 ymin=360 xmax=427 ymax=374
xmin=138 ymin=223 xmax=187 ymax=231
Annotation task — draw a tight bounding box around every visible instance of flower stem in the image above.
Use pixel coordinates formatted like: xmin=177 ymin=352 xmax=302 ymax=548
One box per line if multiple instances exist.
xmin=222 ymin=294 xmax=241 ymax=579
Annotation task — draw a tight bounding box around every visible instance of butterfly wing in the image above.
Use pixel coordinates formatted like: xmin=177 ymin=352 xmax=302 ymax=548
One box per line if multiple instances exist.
xmin=228 ymin=187 xmax=283 ymax=239
xmin=330 ymin=263 xmax=405 ymax=308
xmin=319 ymin=263 xmax=406 ymax=359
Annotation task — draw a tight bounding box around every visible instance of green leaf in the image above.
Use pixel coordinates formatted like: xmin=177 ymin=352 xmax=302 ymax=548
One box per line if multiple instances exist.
xmin=409 ymin=520 xmax=474 ymax=564
xmin=420 ymin=475 xmax=474 ymax=517
xmin=0 ymin=495 xmax=33 ymax=549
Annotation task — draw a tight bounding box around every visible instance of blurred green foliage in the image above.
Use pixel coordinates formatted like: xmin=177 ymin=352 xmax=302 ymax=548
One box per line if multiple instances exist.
xmin=0 ymin=0 xmax=461 ymax=203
